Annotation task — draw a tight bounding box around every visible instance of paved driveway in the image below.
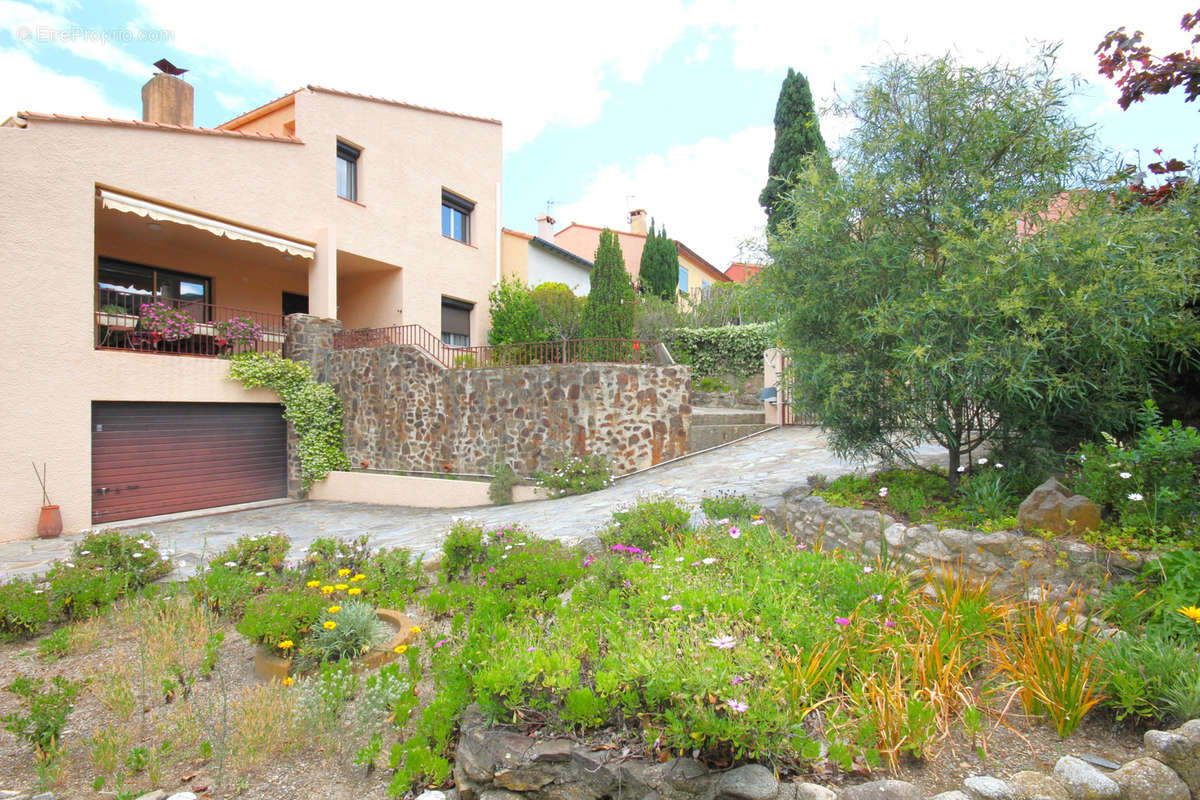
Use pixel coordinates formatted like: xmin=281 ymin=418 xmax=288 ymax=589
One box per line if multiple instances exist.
xmin=0 ymin=427 xmax=945 ymax=580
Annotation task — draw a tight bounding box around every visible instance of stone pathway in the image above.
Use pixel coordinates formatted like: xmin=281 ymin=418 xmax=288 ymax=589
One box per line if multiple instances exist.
xmin=0 ymin=427 xmax=945 ymax=580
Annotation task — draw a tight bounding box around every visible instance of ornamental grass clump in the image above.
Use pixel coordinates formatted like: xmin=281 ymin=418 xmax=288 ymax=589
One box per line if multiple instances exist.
xmin=301 ymin=600 xmax=389 ymax=666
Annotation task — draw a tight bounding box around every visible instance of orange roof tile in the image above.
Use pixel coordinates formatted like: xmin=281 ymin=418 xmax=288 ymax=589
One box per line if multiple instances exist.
xmin=501 ymin=228 xmax=534 ymax=240
xmin=15 ymin=111 xmax=302 ymax=143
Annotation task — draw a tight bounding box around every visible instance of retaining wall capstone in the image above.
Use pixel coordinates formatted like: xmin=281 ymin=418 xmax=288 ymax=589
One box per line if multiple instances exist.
xmin=762 ymin=487 xmax=1150 ymax=599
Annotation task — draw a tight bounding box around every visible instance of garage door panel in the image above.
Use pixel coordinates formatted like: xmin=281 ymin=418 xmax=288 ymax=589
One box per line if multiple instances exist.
xmin=92 ymin=402 xmax=287 ymax=524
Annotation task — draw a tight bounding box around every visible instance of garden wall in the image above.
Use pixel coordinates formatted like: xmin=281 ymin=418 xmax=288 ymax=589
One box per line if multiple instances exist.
xmin=285 ymin=316 xmax=692 ymax=479
xmin=763 ymin=488 xmax=1149 ymax=599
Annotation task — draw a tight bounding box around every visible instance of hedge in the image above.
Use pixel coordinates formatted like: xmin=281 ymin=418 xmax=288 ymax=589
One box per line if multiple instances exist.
xmin=665 ymin=323 xmax=774 ymax=378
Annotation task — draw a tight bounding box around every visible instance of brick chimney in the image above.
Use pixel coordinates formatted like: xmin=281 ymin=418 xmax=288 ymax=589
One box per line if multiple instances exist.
xmin=536 ymin=214 xmax=555 ymax=240
xmin=142 ymin=72 xmax=194 ymax=126
xmin=629 ymin=208 xmax=647 ymax=236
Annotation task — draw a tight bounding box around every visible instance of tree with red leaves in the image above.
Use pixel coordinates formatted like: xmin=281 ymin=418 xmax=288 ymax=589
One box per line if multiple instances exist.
xmin=1097 ymin=8 xmax=1200 ymax=109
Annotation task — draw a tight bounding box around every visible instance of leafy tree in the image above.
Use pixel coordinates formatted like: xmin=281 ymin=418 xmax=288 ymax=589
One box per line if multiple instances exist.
xmin=769 ymin=49 xmax=1200 ymax=486
xmin=580 ymin=228 xmax=635 ymax=340
xmin=759 ymin=68 xmax=828 ymax=233
xmin=531 ymin=282 xmax=584 ymax=340
xmin=1097 ymin=8 xmax=1200 ymax=110
xmin=488 ymin=276 xmax=543 ymax=345
xmin=638 ymin=221 xmax=678 ymax=301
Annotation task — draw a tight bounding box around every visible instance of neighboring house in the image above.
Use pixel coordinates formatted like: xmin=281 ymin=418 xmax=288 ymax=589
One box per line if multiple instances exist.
xmin=552 ymin=209 xmax=731 ymax=303
xmin=725 ymin=262 xmax=763 ymax=282
xmin=501 ymin=215 xmax=593 ymax=295
xmin=0 ymin=67 xmax=502 ymax=539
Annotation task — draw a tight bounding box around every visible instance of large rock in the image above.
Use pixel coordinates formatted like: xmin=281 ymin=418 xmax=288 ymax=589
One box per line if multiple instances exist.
xmin=1018 ymin=479 xmax=1101 ymax=536
xmin=1010 ymin=771 xmax=1070 ymax=800
xmin=1052 ymin=756 xmax=1120 ymax=800
xmin=716 ymin=764 xmax=779 ymax=800
xmin=791 ymin=783 xmax=837 ymax=800
xmin=1110 ymin=756 xmax=1189 ymax=800
xmin=963 ymin=776 xmax=1019 ymax=800
xmin=493 ymin=768 xmax=556 ymax=792
xmin=1145 ymin=719 xmax=1200 ymax=798
xmin=839 ymin=780 xmax=923 ymax=800
xmin=664 ymin=757 xmax=711 ymax=794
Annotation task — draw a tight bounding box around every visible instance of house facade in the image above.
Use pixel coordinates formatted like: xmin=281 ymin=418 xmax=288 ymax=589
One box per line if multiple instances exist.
xmin=552 ymin=209 xmax=730 ymax=302
xmin=501 ymin=214 xmax=593 ymax=295
xmin=0 ymin=72 xmax=502 ymax=540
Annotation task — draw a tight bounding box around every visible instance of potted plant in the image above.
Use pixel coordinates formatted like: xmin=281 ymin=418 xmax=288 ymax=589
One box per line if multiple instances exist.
xmin=213 ymin=315 xmax=264 ymax=354
xmin=32 ymin=462 xmax=61 ymax=539
xmin=138 ymin=300 xmax=195 ymax=345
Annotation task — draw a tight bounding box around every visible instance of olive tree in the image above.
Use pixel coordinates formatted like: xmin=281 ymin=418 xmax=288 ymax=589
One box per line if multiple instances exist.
xmin=770 ymin=48 xmax=1200 ymax=485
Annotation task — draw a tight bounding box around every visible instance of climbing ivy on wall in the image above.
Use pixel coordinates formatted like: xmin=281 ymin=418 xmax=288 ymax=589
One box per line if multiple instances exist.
xmin=666 ymin=323 xmax=775 ymax=378
xmin=228 ymin=352 xmax=350 ymax=490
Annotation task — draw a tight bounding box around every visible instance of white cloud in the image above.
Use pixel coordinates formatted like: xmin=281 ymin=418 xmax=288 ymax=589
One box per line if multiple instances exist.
xmin=553 ymin=126 xmax=775 ymax=268
xmin=129 ymin=0 xmax=693 ymax=151
xmin=2 ymin=0 xmax=149 ymax=78
xmin=688 ymin=42 xmax=711 ymax=64
xmin=213 ymin=90 xmax=246 ymax=111
xmin=0 ymin=47 xmax=137 ymax=118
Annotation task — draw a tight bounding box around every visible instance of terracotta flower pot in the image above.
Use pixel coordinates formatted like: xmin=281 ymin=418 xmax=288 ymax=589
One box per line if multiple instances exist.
xmin=252 ymin=608 xmax=417 ymax=682
xmin=36 ymin=505 xmax=63 ymax=539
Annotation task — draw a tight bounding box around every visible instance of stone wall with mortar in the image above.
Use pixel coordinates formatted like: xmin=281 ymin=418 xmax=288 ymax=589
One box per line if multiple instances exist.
xmin=763 ymin=487 xmax=1149 ymax=600
xmin=288 ymin=320 xmax=691 ymax=477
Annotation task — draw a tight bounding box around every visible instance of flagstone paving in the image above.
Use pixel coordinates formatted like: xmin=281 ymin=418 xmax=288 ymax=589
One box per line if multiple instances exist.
xmin=0 ymin=427 xmax=945 ymax=581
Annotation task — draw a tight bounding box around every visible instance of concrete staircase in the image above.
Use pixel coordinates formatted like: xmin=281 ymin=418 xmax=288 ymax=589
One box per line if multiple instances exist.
xmin=687 ymin=406 xmax=775 ymax=453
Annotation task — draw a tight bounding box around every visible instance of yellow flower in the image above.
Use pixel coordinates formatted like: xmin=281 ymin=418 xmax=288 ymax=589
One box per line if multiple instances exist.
xmin=338 ymin=568 xmax=352 ymax=577
xmin=409 ymin=625 xmax=421 ymax=634
xmin=323 ymin=620 xmax=338 ymax=630
xmin=1056 ymin=622 xmax=1069 ymax=634
xmin=393 ymin=644 xmax=408 ymax=654
xmin=320 ymin=585 xmax=335 ymax=595
xmin=327 ymin=605 xmax=341 ymax=614
xmin=1178 ymin=605 xmax=1200 ymax=625
xmin=351 ymin=573 xmax=366 ymax=582
xmin=306 ymin=580 xmax=320 ymax=588
xmin=335 ymin=583 xmax=349 ymax=591
xmin=282 ymin=676 xmax=294 ymax=686
xmin=348 ymin=587 xmax=362 ymax=595
xmin=278 ymin=640 xmax=294 ymax=650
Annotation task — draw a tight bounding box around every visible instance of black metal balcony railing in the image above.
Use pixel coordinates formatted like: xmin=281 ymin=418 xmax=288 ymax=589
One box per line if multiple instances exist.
xmin=332 ymin=324 xmax=660 ymax=369
xmin=95 ymin=288 xmax=285 ymax=357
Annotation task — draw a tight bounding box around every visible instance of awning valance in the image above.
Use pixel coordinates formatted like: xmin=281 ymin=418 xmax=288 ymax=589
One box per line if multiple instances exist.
xmin=97 ymin=189 xmax=315 ymax=259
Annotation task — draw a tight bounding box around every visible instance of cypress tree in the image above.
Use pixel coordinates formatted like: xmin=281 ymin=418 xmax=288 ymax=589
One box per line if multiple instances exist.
xmin=759 ymin=68 xmax=828 ymax=233
xmin=638 ymin=221 xmax=678 ymax=301
xmin=581 ymin=228 xmax=635 ymax=341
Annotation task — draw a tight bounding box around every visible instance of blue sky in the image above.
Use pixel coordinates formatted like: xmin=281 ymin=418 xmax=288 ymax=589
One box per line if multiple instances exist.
xmin=2 ymin=0 xmax=1195 ymax=268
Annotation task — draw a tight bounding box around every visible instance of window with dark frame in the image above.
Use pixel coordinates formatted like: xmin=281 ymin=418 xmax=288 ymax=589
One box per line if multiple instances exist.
xmin=97 ymin=257 xmax=212 ymax=321
xmin=337 ymin=141 xmax=359 ymax=201
xmin=441 ymin=190 xmax=473 ymax=243
xmin=441 ymin=297 xmax=473 ymax=347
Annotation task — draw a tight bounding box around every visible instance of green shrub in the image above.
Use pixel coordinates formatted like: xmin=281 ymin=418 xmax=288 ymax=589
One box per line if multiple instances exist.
xmin=364 ymin=547 xmax=425 ymax=610
xmin=700 ymin=492 xmax=763 ymax=522
xmin=72 ymin=530 xmax=170 ymax=588
xmin=214 ymin=534 xmax=291 ymax=574
xmin=1071 ymin=401 xmax=1200 ymax=542
xmin=236 ymin=589 xmax=327 ymax=654
xmin=47 ymin=565 xmax=126 ymax=621
xmin=604 ymin=495 xmax=691 ymax=551
xmin=304 ymin=535 xmax=371 ymax=575
xmin=533 ymin=454 xmax=613 ymax=497
xmin=664 ymin=323 xmax=773 ymax=378
xmin=1097 ymin=630 xmax=1199 ymax=723
xmin=488 ymin=276 xmax=545 ymax=345
xmin=300 ymin=600 xmax=389 ymax=666
xmin=0 ymin=578 xmax=57 ymax=642
xmin=956 ymin=468 xmax=1016 ymax=523
xmin=36 ymin=627 xmax=72 ymax=662
xmin=1 ymin=675 xmax=84 ymax=760
xmin=489 ymin=463 xmax=517 ymax=506
xmin=442 ymin=521 xmax=488 ymax=579
xmin=188 ymin=564 xmax=268 ymax=619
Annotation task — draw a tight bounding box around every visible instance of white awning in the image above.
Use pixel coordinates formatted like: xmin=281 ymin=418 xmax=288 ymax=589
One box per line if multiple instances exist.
xmin=97 ymin=189 xmax=315 ymax=259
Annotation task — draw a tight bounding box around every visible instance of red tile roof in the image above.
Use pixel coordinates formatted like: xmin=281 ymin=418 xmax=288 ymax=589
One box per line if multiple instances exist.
xmin=219 ymin=85 xmax=502 ymax=130
xmin=554 ymin=223 xmax=731 ymax=283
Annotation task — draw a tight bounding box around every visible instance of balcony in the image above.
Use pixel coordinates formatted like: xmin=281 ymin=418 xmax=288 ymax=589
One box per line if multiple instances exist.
xmin=95 ymin=288 xmax=285 ymax=357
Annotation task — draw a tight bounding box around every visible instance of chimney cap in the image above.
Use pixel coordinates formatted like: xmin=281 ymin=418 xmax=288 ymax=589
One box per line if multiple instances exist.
xmin=536 ymin=213 xmax=555 ymax=224
xmin=153 ymin=58 xmax=188 ymax=76
xmin=630 ymin=208 xmax=646 ymax=216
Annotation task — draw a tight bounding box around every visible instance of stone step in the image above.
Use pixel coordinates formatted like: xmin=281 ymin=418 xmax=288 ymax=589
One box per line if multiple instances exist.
xmin=686 ymin=423 xmax=776 ymax=453
xmin=690 ymin=406 xmax=766 ymax=426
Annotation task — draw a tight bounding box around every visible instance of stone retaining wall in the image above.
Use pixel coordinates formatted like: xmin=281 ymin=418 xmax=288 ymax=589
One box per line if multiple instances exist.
xmin=763 ymin=487 xmax=1149 ymax=599
xmin=283 ymin=316 xmax=691 ymax=479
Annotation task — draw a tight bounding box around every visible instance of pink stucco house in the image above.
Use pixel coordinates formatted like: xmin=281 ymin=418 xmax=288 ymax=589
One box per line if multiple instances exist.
xmin=0 ymin=68 xmax=502 ymax=540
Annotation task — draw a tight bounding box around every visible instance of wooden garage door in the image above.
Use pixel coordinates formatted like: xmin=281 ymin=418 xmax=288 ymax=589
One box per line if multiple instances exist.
xmin=92 ymin=402 xmax=287 ymax=524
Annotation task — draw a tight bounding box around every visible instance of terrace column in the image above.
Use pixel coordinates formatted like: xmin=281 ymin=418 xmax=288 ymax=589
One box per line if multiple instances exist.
xmin=309 ymin=226 xmax=338 ymax=319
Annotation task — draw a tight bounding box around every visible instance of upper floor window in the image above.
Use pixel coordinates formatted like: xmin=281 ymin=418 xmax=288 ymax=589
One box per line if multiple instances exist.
xmin=678 ymin=265 xmax=689 ymax=294
xmin=337 ymin=141 xmax=359 ymax=201
xmin=442 ymin=190 xmax=473 ymax=243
